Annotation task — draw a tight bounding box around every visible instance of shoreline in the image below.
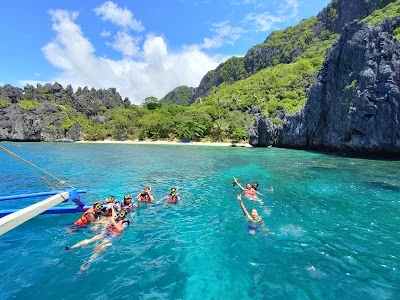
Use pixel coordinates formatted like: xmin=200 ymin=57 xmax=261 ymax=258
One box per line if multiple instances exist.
xmin=74 ymin=139 xmax=252 ymax=147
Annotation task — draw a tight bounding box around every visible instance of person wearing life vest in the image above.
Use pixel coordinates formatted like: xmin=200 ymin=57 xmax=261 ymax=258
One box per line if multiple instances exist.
xmin=233 ymin=178 xmax=258 ymax=197
xmin=103 ymin=196 xmax=122 ymax=217
xmin=166 ymin=187 xmax=180 ymax=204
xmin=137 ymin=186 xmax=154 ymax=203
xmin=121 ymin=194 xmax=135 ymax=212
xmin=107 ymin=209 xmax=129 ymax=235
xmin=66 ymin=205 xmax=130 ymax=274
xmin=73 ymin=202 xmax=103 ymax=226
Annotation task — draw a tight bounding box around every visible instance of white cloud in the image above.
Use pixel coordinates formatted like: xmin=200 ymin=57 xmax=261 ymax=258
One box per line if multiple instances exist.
xmin=243 ymin=0 xmax=300 ymax=32
xmin=43 ymin=9 xmax=96 ymax=70
xmin=278 ymin=0 xmax=300 ymax=17
xmin=94 ymin=1 xmax=144 ymax=32
xmin=100 ymin=29 xmax=111 ymax=37
xmin=107 ymin=31 xmax=141 ymax=57
xmin=35 ymin=73 xmax=40 ymax=77
xmin=40 ymin=9 xmax=223 ymax=104
xmin=243 ymin=13 xmax=286 ymax=32
xmin=200 ymin=21 xmax=246 ymax=49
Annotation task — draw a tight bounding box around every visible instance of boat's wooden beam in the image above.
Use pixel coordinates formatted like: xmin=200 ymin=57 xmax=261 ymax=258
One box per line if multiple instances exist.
xmin=0 ymin=191 xmax=69 ymax=236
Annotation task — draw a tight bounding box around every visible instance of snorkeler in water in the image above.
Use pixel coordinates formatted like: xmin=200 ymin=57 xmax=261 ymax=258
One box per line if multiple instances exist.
xmin=233 ymin=177 xmax=262 ymax=203
xmin=236 ymin=194 xmax=267 ymax=235
xmin=137 ymin=186 xmax=154 ymax=203
xmin=166 ymin=187 xmax=180 ymax=204
xmin=66 ymin=207 xmax=130 ymax=274
xmin=72 ymin=202 xmax=104 ymax=227
xmin=121 ymin=194 xmax=135 ymax=212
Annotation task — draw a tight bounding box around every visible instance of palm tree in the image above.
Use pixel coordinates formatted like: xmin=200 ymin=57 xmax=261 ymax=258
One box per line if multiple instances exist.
xmin=211 ymin=119 xmax=229 ymax=142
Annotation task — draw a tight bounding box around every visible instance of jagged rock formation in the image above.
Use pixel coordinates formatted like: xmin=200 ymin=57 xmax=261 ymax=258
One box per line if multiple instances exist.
xmin=0 ymin=83 xmax=130 ymax=142
xmin=250 ymin=18 xmax=400 ymax=156
xmin=318 ymin=0 xmax=394 ymax=33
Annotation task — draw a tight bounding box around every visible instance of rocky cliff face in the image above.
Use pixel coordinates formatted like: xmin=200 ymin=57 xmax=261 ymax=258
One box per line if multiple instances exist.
xmin=0 ymin=83 xmax=130 ymax=142
xmin=250 ymin=17 xmax=400 ymax=156
xmin=188 ymin=0 xmax=398 ymax=104
xmin=318 ymin=0 xmax=394 ymax=33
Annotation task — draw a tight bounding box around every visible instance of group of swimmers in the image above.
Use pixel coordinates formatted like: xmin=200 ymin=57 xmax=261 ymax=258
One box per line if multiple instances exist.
xmin=66 ymin=179 xmax=272 ymax=273
xmin=66 ymin=186 xmax=180 ymax=273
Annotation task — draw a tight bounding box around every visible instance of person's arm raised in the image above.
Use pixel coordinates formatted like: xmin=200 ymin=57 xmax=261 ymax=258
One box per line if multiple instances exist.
xmin=236 ymin=194 xmax=251 ymax=219
xmin=233 ymin=177 xmax=245 ymax=191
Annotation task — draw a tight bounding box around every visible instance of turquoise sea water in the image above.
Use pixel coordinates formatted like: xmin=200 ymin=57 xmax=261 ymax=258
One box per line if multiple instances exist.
xmin=0 ymin=142 xmax=399 ymax=299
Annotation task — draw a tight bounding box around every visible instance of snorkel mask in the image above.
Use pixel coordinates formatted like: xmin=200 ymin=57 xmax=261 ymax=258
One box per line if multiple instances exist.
xmin=105 ymin=195 xmax=115 ymax=203
xmin=114 ymin=210 xmax=127 ymax=221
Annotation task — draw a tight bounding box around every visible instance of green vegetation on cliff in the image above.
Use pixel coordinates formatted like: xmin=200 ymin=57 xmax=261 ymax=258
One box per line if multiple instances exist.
xmin=244 ymin=17 xmax=338 ymax=74
xmin=18 ymin=100 xmax=41 ymax=110
xmin=363 ymin=0 xmax=400 ymax=24
xmin=204 ymin=57 xmax=323 ymax=121
xmin=0 ymin=98 xmax=10 ymax=108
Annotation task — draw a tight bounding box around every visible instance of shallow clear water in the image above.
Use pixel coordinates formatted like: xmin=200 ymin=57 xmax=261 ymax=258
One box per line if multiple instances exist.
xmin=0 ymin=142 xmax=399 ymax=299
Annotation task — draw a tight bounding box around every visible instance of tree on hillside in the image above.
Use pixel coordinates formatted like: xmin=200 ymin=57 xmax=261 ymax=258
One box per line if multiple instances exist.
xmin=143 ymin=96 xmax=161 ymax=110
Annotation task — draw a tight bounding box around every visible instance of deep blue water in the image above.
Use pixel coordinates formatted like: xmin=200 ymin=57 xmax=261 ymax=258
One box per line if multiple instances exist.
xmin=0 ymin=142 xmax=399 ymax=299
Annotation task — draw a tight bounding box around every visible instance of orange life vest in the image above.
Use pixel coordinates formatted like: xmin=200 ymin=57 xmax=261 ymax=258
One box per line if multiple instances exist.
xmin=139 ymin=195 xmax=151 ymax=203
xmin=73 ymin=207 xmax=97 ymax=226
xmin=167 ymin=195 xmax=178 ymax=204
xmin=244 ymin=188 xmax=256 ymax=196
xmin=108 ymin=220 xmax=125 ymax=235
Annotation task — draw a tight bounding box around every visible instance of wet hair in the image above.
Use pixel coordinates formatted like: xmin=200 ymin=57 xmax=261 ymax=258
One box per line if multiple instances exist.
xmin=122 ymin=218 xmax=130 ymax=225
xmin=252 ymin=182 xmax=259 ymax=190
xmin=124 ymin=194 xmax=132 ymax=200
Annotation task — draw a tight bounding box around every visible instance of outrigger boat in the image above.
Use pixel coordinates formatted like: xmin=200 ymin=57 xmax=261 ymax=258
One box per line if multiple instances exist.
xmin=0 ymin=146 xmax=90 ymax=236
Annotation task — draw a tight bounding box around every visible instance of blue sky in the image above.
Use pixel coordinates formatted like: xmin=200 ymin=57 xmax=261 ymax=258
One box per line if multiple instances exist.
xmin=0 ymin=0 xmax=331 ymax=104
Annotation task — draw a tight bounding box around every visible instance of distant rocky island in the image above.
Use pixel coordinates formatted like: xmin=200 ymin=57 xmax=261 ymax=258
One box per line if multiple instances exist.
xmin=0 ymin=83 xmax=129 ymax=142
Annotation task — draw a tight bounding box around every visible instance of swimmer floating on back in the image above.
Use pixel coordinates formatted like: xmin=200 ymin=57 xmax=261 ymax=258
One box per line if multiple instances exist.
xmin=236 ymin=194 xmax=268 ymax=235
xmin=66 ymin=206 xmax=130 ymax=274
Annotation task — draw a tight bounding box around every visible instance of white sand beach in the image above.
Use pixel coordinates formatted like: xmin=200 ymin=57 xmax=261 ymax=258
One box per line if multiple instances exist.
xmin=75 ymin=139 xmax=252 ymax=147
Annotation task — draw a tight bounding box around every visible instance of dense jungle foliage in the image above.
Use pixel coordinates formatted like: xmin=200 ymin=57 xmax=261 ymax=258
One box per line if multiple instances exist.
xmin=363 ymin=0 xmax=400 ymax=25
